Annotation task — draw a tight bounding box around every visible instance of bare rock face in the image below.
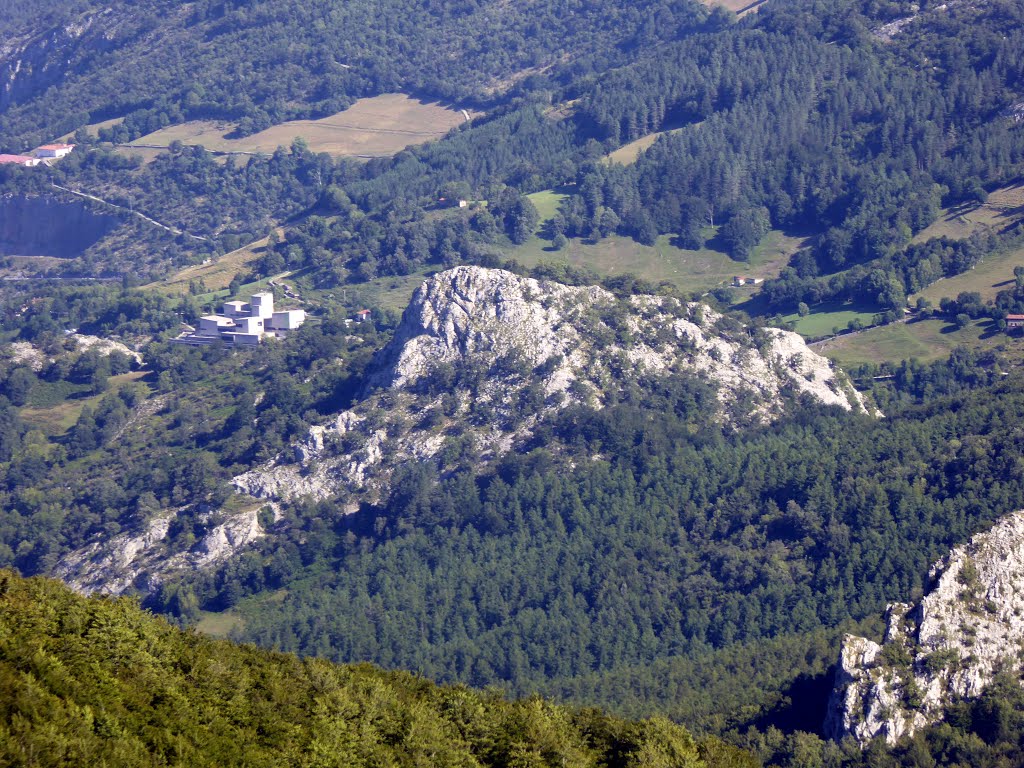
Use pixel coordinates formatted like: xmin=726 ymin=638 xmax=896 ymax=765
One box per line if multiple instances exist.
xmin=53 ymin=505 xmax=272 ymax=596
xmin=826 ymin=510 xmax=1024 ymax=746
xmin=234 ymin=266 xmax=868 ymax=504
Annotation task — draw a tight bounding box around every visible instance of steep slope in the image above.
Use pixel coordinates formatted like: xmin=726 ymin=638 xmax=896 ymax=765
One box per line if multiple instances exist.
xmin=0 ymin=0 xmax=708 ymax=147
xmin=826 ymin=509 xmax=1024 ymax=746
xmin=234 ymin=266 xmax=868 ymax=503
xmin=0 ymin=569 xmax=753 ymax=767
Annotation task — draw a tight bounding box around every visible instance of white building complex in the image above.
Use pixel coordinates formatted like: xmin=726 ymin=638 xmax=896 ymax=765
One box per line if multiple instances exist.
xmin=173 ymin=292 xmax=306 ymax=346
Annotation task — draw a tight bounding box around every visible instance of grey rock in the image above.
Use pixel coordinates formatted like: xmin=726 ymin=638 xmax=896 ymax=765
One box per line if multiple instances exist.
xmin=827 ymin=509 xmax=1024 ymax=745
xmin=234 ymin=266 xmax=870 ymax=504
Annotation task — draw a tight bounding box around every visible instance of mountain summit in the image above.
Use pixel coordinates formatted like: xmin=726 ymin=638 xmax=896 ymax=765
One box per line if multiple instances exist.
xmin=234 ymin=266 xmax=868 ymax=503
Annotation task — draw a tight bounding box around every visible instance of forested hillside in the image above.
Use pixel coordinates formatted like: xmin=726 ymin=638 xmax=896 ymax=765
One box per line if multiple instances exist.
xmin=3 ymin=0 xmax=1024 ymax=764
xmin=0 ymin=569 xmax=757 ymax=767
xmin=0 ymin=0 xmax=708 ymax=147
xmin=171 ymin=360 xmax=1024 ymax=721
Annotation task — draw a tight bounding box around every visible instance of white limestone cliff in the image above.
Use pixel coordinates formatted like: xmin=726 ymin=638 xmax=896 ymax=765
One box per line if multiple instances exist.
xmin=234 ymin=266 xmax=869 ymax=503
xmin=53 ymin=505 xmax=274 ymax=596
xmin=826 ymin=509 xmax=1024 ymax=746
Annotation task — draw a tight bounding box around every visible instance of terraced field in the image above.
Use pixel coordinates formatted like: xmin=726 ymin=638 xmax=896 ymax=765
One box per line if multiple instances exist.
xmin=126 ymin=94 xmax=472 ymax=158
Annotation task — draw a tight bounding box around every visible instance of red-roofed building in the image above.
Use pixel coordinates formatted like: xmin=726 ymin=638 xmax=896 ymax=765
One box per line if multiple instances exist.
xmin=1006 ymin=314 xmax=1024 ymax=330
xmin=33 ymin=144 xmax=74 ymax=159
xmin=0 ymin=154 xmax=41 ymax=167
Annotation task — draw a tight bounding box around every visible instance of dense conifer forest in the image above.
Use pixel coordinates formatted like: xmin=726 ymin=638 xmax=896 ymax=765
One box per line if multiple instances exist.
xmin=3 ymin=0 xmax=1024 ymax=764
xmin=0 ymin=569 xmax=759 ymax=767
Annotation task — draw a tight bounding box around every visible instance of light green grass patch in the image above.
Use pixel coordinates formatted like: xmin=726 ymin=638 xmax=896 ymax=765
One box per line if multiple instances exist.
xmin=149 ymin=233 xmax=277 ymax=296
xmin=813 ymin=317 xmax=1014 ymax=368
xmin=503 ymin=229 xmax=804 ymax=293
xmin=195 ymin=610 xmax=245 ymax=638
xmin=19 ymin=371 xmax=150 ymax=435
xmin=312 ymin=270 xmax=431 ymax=315
xmin=604 ymin=130 xmax=682 ymax=166
xmin=779 ymin=301 xmax=880 ymax=339
xmin=913 ymin=183 xmax=1024 ymax=244
xmin=912 ymin=241 xmax=1024 ymax=306
xmin=526 ymin=188 xmax=570 ymax=224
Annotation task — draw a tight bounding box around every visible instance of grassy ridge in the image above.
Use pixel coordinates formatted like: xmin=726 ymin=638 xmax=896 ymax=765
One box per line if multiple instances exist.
xmin=0 ymin=570 xmax=753 ymax=767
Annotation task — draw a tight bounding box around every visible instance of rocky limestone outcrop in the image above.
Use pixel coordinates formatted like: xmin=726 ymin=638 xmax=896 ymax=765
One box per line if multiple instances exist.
xmin=827 ymin=509 xmax=1024 ymax=746
xmin=70 ymin=332 xmax=143 ymax=365
xmin=1 ymin=9 xmax=133 ymax=113
xmin=53 ymin=505 xmax=274 ymax=596
xmin=234 ymin=266 xmax=869 ymax=503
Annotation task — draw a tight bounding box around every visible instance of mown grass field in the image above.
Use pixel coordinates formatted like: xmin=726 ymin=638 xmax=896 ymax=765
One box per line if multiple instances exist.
xmin=812 ymin=317 xmax=1016 ymax=367
xmin=604 ymin=129 xmax=683 ymax=165
xmin=779 ymin=300 xmax=880 ymax=339
xmin=127 ymin=94 xmax=470 ymax=158
xmin=503 ymin=228 xmax=805 ymax=293
xmin=59 ymin=117 xmax=124 ymax=141
xmin=912 ymin=183 xmax=1024 ymax=244
xmin=526 ymin=188 xmax=571 ymax=221
xmin=150 ymin=233 xmax=278 ymax=295
xmin=700 ymin=0 xmax=768 ymax=14
xmin=912 ymin=240 xmax=1024 ymax=306
xmin=194 ymin=610 xmax=245 ymax=638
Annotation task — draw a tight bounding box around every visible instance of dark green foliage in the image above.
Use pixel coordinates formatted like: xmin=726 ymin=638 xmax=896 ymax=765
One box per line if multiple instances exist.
xmin=0 ymin=569 xmax=749 ymax=767
xmin=176 ymin=370 xmax=1024 ymax=736
xmin=0 ymin=0 xmax=709 ymax=149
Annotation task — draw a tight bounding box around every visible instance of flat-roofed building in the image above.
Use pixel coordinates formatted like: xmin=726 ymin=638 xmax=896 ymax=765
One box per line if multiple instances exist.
xmin=33 ymin=144 xmax=75 ymax=159
xmin=173 ymin=292 xmax=305 ymax=346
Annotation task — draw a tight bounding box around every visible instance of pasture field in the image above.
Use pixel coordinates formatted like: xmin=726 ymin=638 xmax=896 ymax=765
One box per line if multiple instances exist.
xmin=912 ymin=183 xmax=1024 ymax=243
xmin=503 ymin=229 xmax=805 ymax=293
xmin=812 ymin=317 xmax=1015 ymax=367
xmin=912 ymin=240 xmax=1024 ymax=306
xmin=19 ymin=370 xmax=150 ymax=435
xmin=604 ymin=129 xmax=683 ymax=165
xmin=779 ymin=300 xmax=879 ymax=339
xmin=323 ymin=271 xmax=431 ymax=315
xmin=526 ymin=188 xmax=571 ymax=222
xmin=151 ymin=234 xmax=277 ymax=295
xmin=59 ymin=117 xmax=124 ymax=141
xmin=128 ymin=94 xmax=471 ymax=158
xmin=195 ymin=610 xmax=245 ymax=638
xmin=700 ymin=0 xmax=768 ymax=14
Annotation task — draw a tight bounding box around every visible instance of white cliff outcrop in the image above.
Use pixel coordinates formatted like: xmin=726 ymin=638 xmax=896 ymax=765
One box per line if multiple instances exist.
xmin=53 ymin=505 xmax=272 ymax=596
xmin=827 ymin=509 xmax=1024 ymax=746
xmin=234 ymin=266 xmax=868 ymax=503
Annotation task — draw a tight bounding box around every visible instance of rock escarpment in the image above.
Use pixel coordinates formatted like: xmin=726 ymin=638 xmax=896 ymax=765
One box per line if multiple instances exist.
xmin=826 ymin=510 xmax=1024 ymax=746
xmin=234 ymin=266 xmax=868 ymax=503
xmin=53 ymin=505 xmax=273 ymax=596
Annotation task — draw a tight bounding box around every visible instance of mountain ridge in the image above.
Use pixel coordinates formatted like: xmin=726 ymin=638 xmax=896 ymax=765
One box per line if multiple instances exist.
xmin=234 ymin=265 xmax=869 ymax=504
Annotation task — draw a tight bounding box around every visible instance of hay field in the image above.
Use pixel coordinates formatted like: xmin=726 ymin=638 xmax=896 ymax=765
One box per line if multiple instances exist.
xmin=913 ymin=183 xmax=1024 ymax=243
xmin=150 ymin=233 xmax=277 ymax=295
xmin=504 ymin=229 xmax=804 ymax=293
xmin=129 ymin=94 xmax=472 ymax=158
xmin=912 ymin=241 xmax=1024 ymax=306
xmin=813 ymin=318 xmax=1012 ymax=368
xmin=605 ymin=131 xmax=675 ymax=166
xmin=700 ymin=0 xmax=768 ymax=14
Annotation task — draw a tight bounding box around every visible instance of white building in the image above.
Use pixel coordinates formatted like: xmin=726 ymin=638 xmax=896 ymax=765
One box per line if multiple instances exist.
xmin=33 ymin=144 xmax=75 ymax=159
xmin=0 ymin=154 xmax=41 ymax=167
xmin=173 ymin=292 xmax=306 ymax=346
